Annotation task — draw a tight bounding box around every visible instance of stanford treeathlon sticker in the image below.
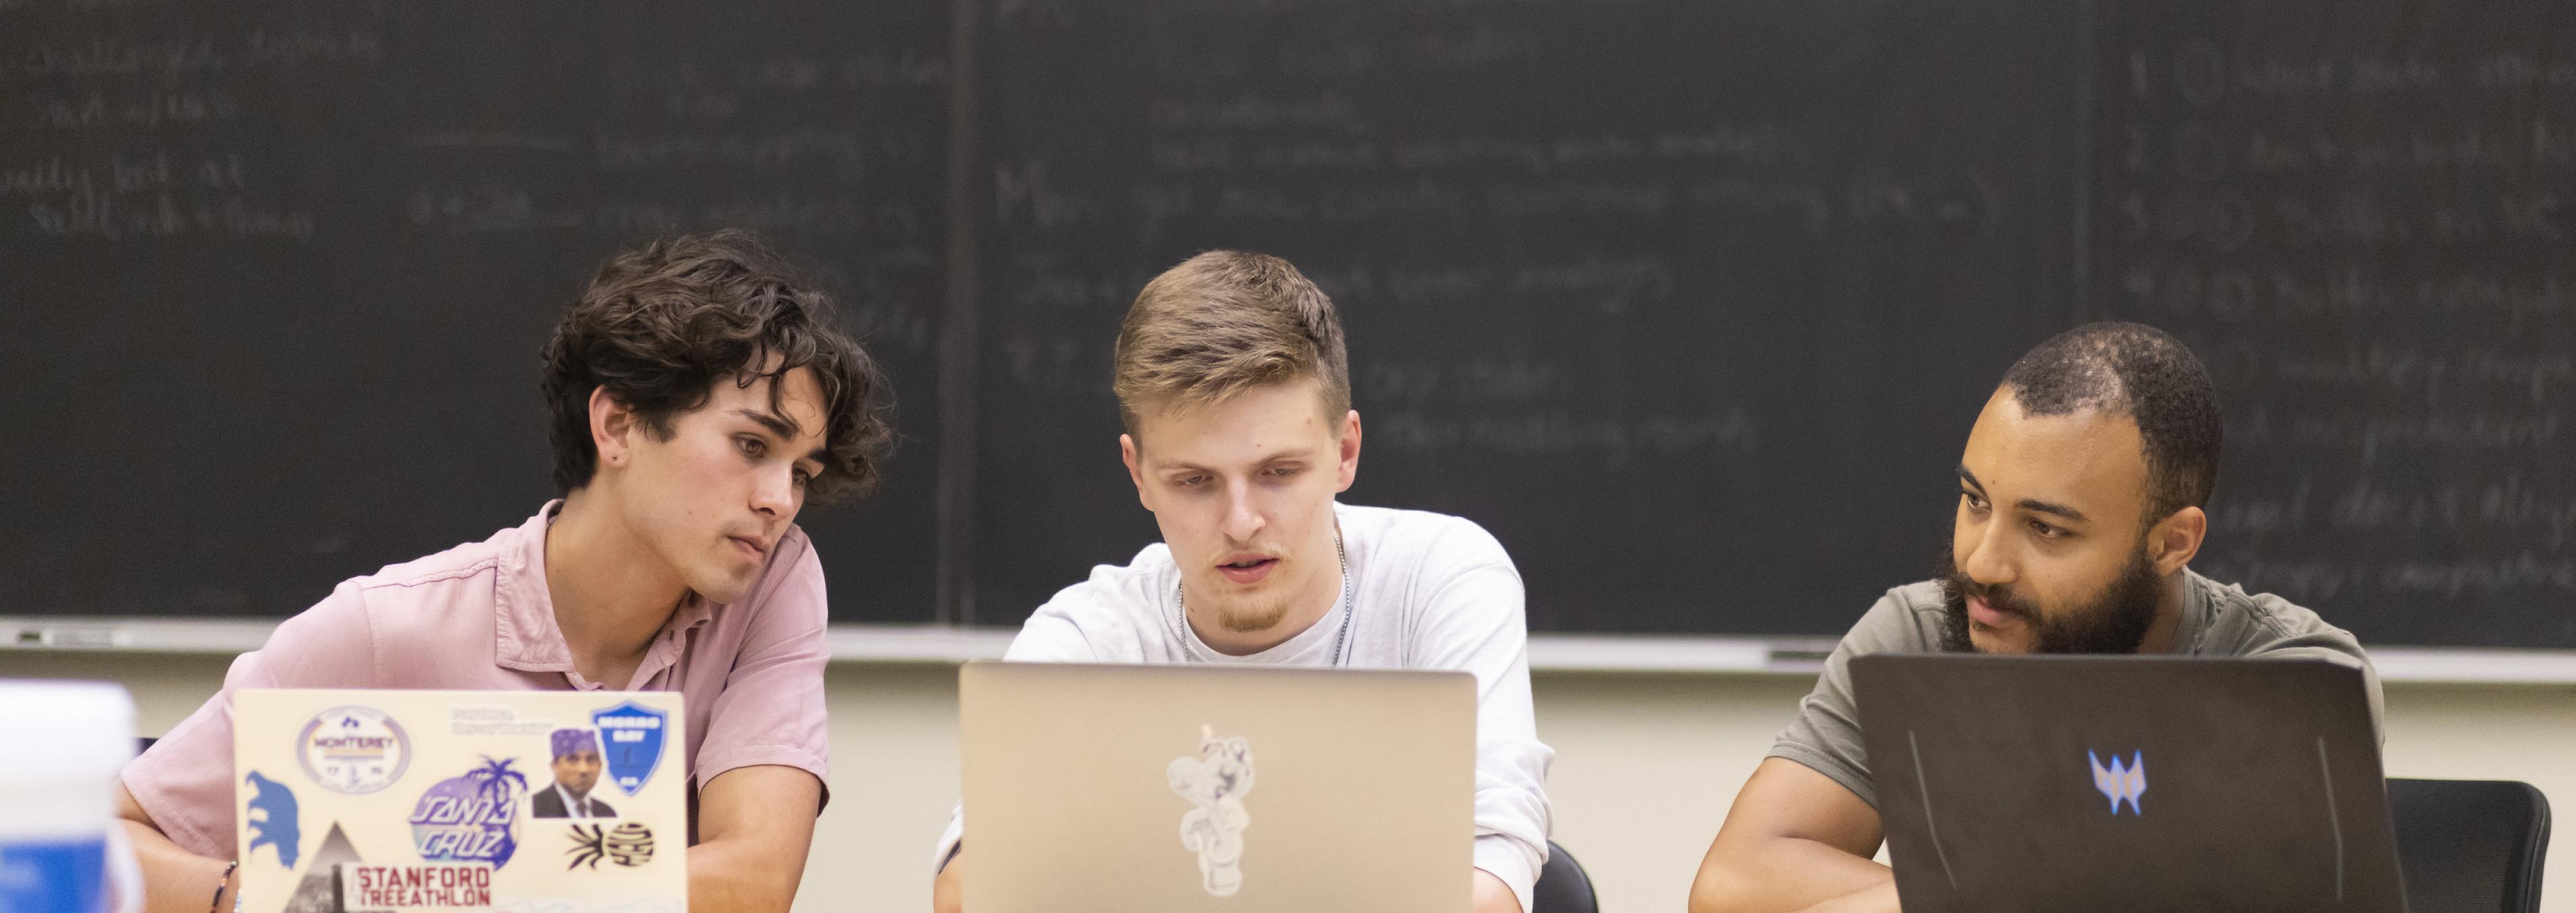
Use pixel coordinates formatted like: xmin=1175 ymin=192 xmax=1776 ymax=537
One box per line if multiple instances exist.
xmin=295 ymin=706 xmax=412 ymax=795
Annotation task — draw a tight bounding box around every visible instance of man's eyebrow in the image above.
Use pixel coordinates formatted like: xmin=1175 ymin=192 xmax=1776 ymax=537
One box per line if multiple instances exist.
xmin=1155 ymin=447 xmax=1311 ymax=474
xmin=731 ymin=408 xmax=800 ymax=439
xmin=1960 ymin=464 xmax=2088 ymax=522
xmin=2018 ymin=498 xmax=2088 ymax=522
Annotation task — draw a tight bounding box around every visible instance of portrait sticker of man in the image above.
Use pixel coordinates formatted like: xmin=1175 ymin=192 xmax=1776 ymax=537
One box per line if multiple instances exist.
xmin=533 ymin=728 xmax=618 ymax=819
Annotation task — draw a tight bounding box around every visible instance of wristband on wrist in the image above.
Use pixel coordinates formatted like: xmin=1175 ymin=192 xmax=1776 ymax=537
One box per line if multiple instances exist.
xmin=211 ymin=860 xmax=239 ymax=913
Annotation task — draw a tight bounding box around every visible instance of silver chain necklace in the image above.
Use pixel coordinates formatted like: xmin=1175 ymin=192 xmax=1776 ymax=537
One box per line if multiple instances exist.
xmin=1178 ymin=528 xmax=1353 ymax=665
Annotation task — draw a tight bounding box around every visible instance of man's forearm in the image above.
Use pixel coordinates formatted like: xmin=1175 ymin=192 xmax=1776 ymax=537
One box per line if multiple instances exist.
xmin=119 ymin=820 xmax=235 ymax=913
xmin=688 ymin=836 xmax=804 ymax=913
xmin=1690 ymin=837 xmax=1895 ymax=913
xmin=1793 ymin=880 xmax=1900 ymax=913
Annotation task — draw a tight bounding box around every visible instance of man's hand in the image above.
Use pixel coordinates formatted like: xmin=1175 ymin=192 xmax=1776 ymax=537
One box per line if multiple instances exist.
xmin=689 ymin=765 xmax=823 ymax=913
xmin=1688 ymin=758 xmax=1896 ymax=913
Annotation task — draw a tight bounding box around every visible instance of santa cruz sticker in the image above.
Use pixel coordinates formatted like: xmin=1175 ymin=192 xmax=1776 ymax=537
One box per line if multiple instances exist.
xmin=408 ymin=757 xmax=529 ymax=868
xmin=295 ymin=706 xmax=412 ymax=795
xmin=591 ymin=701 xmax=668 ymax=796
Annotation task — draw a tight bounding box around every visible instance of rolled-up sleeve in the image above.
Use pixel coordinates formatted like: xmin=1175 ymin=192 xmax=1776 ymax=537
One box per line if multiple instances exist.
xmin=1411 ymin=548 xmax=1553 ymax=913
xmin=695 ymin=540 xmax=832 ymax=799
xmin=1767 ymin=591 xmax=1923 ymax=810
xmin=121 ymin=581 xmax=381 ymax=858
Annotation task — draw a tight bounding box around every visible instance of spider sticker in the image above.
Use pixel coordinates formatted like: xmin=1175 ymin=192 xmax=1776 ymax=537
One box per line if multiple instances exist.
xmin=564 ymin=822 xmax=656 ymax=870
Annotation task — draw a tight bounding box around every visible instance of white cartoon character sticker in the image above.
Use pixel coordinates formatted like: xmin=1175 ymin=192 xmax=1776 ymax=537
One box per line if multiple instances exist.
xmin=1167 ymin=724 xmax=1255 ymax=897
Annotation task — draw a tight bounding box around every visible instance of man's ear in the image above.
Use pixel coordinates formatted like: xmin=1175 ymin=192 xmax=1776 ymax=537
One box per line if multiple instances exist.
xmin=589 ymin=387 xmax=639 ymax=472
xmin=1334 ymin=410 xmax=1361 ymax=493
xmin=1121 ymin=433 xmax=1151 ymax=511
xmin=2149 ymin=505 xmax=2207 ymax=576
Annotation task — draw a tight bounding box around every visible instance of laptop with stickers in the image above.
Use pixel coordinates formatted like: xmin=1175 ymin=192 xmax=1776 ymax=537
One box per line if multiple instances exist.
xmin=230 ymin=689 xmax=686 ymax=913
xmin=1851 ymin=655 xmax=2404 ymax=913
xmin=961 ymin=662 xmax=1476 ymax=912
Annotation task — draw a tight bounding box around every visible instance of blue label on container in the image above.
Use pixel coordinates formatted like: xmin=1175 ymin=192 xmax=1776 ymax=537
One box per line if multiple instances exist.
xmin=0 ymin=836 xmax=107 ymax=913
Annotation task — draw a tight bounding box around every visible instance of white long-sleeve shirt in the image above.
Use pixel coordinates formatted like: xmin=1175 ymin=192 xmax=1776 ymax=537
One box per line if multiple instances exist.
xmin=935 ymin=502 xmax=1555 ymax=912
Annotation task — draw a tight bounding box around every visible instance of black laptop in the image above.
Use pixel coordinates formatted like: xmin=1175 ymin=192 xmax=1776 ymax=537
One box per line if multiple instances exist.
xmin=1851 ymin=655 xmax=2404 ymax=913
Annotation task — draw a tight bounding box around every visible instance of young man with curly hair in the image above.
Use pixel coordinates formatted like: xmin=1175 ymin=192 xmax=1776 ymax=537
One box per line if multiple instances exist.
xmin=115 ymin=230 xmax=893 ymax=913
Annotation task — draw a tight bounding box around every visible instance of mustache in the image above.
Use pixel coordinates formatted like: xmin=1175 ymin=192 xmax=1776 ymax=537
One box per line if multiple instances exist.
xmin=1937 ymin=566 xmax=2036 ymax=621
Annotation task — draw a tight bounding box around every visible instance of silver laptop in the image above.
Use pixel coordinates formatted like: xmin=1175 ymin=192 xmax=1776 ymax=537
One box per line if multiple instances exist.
xmin=961 ymin=662 xmax=1476 ymax=912
xmin=1852 ymin=655 xmax=2404 ymax=913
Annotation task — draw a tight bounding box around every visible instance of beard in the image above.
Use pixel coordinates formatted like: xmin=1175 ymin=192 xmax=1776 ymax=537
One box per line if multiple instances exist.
xmin=1211 ymin=593 xmax=1294 ymax=633
xmin=1937 ymin=543 xmax=2166 ymax=654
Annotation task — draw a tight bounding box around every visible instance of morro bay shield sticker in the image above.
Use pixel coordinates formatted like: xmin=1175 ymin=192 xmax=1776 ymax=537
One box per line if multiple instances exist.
xmin=591 ymin=701 xmax=668 ymax=797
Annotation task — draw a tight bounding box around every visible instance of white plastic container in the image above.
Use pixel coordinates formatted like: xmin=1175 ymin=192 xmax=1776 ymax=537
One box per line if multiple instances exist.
xmin=0 ymin=681 xmax=142 ymax=913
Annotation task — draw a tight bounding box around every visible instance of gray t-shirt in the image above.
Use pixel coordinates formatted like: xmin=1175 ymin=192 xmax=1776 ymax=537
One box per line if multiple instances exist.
xmin=1769 ymin=568 xmax=2385 ymax=809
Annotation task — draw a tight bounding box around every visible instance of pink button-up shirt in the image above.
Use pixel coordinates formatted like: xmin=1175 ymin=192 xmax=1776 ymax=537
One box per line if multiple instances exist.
xmin=122 ymin=501 xmax=831 ymax=858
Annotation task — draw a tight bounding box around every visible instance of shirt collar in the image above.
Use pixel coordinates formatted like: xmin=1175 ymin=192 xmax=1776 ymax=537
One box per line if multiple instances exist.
xmin=493 ymin=500 xmax=721 ymax=683
xmin=2172 ymin=567 xmax=2216 ymax=652
xmin=554 ymin=783 xmax=592 ymax=816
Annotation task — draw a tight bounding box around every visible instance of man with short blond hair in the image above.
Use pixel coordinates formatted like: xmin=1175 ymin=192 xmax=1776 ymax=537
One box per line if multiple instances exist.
xmin=931 ymin=251 xmax=1553 ymax=913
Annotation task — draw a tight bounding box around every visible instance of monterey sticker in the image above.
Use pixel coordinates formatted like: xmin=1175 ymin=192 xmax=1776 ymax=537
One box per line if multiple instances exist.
xmin=295 ymin=706 xmax=411 ymax=795
xmin=592 ymin=701 xmax=669 ymax=796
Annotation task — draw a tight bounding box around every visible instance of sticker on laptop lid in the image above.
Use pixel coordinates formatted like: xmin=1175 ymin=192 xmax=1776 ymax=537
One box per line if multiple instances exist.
xmin=409 ymin=757 xmax=529 ymax=868
xmin=295 ymin=706 xmax=411 ymax=795
xmin=591 ymin=701 xmax=668 ymax=797
xmin=532 ymin=728 xmax=619 ymax=819
xmin=283 ymin=822 xmax=364 ymax=913
xmin=2088 ymin=750 xmax=2147 ymax=815
xmin=243 ymin=771 xmax=302 ymax=869
xmin=342 ymin=863 xmax=494 ymax=908
xmin=1167 ymin=724 xmax=1255 ymax=897
xmin=563 ymin=823 xmax=656 ymax=870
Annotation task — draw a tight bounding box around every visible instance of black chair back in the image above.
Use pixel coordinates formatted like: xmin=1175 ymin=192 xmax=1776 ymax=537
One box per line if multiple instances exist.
xmin=1532 ymin=839 xmax=1598 ymax=913
xmin=2389 ymin=778 xmax=2551 ymax=913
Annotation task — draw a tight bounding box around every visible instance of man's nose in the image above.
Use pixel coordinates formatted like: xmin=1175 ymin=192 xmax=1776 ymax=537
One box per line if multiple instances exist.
xmin=1219 ymin=481 xmax=1266 ymax=542
xmin=752 ymin=460 xmax=799 ymax=518
xmin=1960 ymin=522 xmax=2018 ymax=587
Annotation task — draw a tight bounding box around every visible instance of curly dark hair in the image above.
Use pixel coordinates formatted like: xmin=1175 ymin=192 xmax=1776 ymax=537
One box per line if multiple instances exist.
xmin=2000 ymin=322 xmax=2221 ymax=526
xmin=540 ymin=230 xmax=894 ymax=503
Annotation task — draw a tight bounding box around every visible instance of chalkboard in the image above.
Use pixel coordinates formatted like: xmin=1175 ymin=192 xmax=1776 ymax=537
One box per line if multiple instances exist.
xmin=6 ymin=0 xmax=2572 ymax=647
xmin=966 ymin=0 xmax=2089 ymax=633
xmin=0 ymin=0 xmax=953 ymax=623
xmin=2091 ymin=1 xmax=2576 ymax=647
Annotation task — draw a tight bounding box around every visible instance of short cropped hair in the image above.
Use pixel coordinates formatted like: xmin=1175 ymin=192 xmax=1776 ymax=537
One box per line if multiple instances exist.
xmin=1999 ymin=322 xmax=2222 ymax=524
xmin=1112 ymin=251 xmax=1351 ymax=436
xmin=541 ymin=230 xmax=894 ymax=503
